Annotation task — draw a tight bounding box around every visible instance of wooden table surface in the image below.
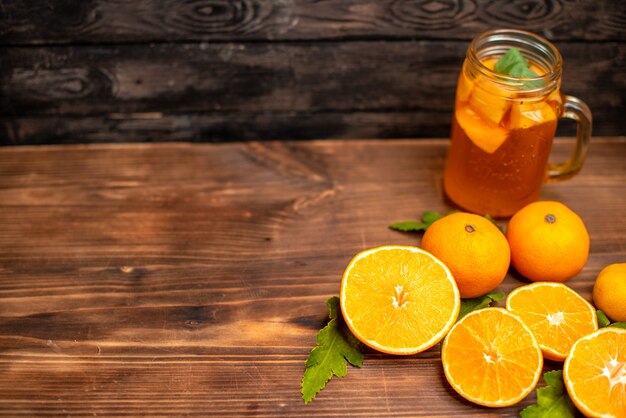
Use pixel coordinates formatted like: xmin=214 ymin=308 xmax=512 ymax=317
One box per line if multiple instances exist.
xmin=1 ymin=137 xmax=625 ymax=416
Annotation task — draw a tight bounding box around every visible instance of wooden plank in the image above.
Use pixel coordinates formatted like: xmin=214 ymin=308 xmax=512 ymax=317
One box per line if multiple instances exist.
xmin=0 ymin=41 xmax=465 ymax=115
xmin=0 ymin=41 xmax=626 ymax=135
xmin=4 ymin=110 xmax=623 ymax=145
xmin=0 ymin=112 xmax=455 ymax=145
xmin=0 ymin=138 xmax=625 ymax=415
xmin=0 ymin=0 xmax=624 ymax=44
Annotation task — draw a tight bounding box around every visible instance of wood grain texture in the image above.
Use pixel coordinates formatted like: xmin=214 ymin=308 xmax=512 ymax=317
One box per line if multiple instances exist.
xmin=0 ymin=41 xmax=465 ymax=115
xmin=0 ymin=138 xmax=625 ymax=416
xmin=0 ymin=112 xmax=456 ymax=145
xmin=1 ymin=0 xmax=624 ymax=44
xmin=1 ymin=41 xmax=624 ymax=143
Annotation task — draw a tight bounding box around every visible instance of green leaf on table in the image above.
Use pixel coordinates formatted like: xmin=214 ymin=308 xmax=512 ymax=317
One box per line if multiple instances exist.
xmin=421 ymin=211 xmax=448 ymax=225
xmin=388 ymin=221 xmax=429 ymax=232
xmin=389 ymin=210 xmax=457 ymax=232
xmin=597 ymin=310 xmax=611 ymax=328
xmin=458 ymin=291 xmax=505 ymax=321
xmin=301 ymin=297 xmax=363 ymax=403
xmin=494 ymin=47 xmax=546 ymax=90
xmin=520 ymin=370 xmax=576 ymax=418
xmin=597 ymin=310 xmax=626 ymax=329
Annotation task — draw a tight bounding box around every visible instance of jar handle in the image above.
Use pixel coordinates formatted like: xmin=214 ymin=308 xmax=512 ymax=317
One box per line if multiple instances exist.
xmin=547 ymin=95 xmax=592 ymax=182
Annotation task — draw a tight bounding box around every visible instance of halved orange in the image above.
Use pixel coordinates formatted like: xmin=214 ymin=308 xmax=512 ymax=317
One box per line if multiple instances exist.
xmin=563 ymin=327 xmax=626 ymax=418
xmin=442 ymin=308 xmax=543 ymax=407
xmin=340 ymin=245 xmax=460 ymax=355
xmin=506 ymin=282 xmax=598 ymax=361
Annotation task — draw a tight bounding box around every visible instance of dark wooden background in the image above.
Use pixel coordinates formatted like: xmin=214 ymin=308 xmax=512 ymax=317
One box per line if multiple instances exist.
xmin=1 ymin=0 xmax=625 ymax=145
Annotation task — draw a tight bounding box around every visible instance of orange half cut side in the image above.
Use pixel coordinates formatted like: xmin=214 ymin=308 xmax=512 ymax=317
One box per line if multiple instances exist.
xmin=340 ymin=246 xmax=460 ymax=355
xmin=506 ymin=282 xmax=598 ymax=361
xmin=563 ymin=327 xmax=626 ymax=418
xmin=442 ymin=308 xmax=543 ymax=407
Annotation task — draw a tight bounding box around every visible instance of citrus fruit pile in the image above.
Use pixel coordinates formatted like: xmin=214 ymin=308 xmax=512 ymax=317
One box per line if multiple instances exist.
xmin=338 ymin=200 xmax=625 ymax=416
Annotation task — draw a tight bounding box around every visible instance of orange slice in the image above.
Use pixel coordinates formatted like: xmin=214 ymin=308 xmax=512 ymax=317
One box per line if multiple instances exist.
xmin=455 ymin=104 xmax=509 ymax=154
xmin=481 ymin=57 xmax=499 ymax=71
xmin=563 ymin=327 xmax=626 ymax=418
xmin=456 ymin=66 xmax=474 ymax=103
xmin=340 ymin=245 xmax=460 ymax=355
xmin=506 ymin=282 xmax=598 ymax=361
xmin=442 ymin=308 xmax=543 ymax=407
xmin=510 ymin=99 xmax=557 ymax=129
xmin=456 ymin=57 xmax=499 ymax=105
xmin=469 ymin=75 xmax=513 ymax=126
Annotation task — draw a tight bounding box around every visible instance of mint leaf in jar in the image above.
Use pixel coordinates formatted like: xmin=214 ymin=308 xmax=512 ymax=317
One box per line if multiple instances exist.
xmin=494 ymin=48 xmax=546 ymax=89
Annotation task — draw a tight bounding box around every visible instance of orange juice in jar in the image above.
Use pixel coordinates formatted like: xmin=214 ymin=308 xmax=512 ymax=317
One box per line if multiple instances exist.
xmin=444 ymin=29 xmax=592 ymax=217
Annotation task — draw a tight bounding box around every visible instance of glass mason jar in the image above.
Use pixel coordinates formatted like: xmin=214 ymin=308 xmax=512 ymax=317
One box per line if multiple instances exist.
xmin=444 ymin=29 xmax=592 ymax=217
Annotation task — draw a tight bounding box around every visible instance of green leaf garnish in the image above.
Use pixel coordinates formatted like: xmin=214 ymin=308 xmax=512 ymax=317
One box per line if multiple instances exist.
xmin=597 ymin=309 xmax=626 ymax=329
xmin=520 ymin=370 xmax=576 ymax=418
xmin=494 ymin=47 xmax=528 ymax=74
xmin=389 ymin=210 xmax=457 ymax=232
xmin=388 ymin=221 xmax=429 ymax=232
xmin=301 ymin=297 xmax=363 ymax=403
xmin=421 ymin=211 xmax=448 ymax=225
xmin=494 ymin=47 xmax=546 ymax=90
xmin=458 ymin=291 xmax=505 ymax=321
xmin=597 ymin=309 xmax=611 ymax=328
xmin=390 ymin=211 xmax=501 ymax=234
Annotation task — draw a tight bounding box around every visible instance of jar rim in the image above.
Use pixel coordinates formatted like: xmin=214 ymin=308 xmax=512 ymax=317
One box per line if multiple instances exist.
xmin=467 ymin=29 xmax=563 ymax=93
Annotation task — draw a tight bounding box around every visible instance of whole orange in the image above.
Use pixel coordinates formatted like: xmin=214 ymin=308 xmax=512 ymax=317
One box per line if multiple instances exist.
xmin=421 ymin=212 xmax=510 ymax=298
xmin=506 ymin=201 xmax=589 ymax=282
xmin=593 ymin=263 xmax=626 ymax=322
